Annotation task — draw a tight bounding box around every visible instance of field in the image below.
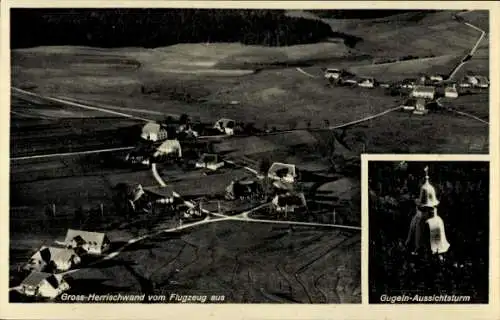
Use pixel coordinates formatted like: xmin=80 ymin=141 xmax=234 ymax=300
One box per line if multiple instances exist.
xmin=54 ymin=221 xmax=361 ymax=303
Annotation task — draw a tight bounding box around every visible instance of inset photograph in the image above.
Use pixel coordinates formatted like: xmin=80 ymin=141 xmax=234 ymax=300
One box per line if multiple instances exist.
xmin=368 ymin=160 xmax=489 ymax=303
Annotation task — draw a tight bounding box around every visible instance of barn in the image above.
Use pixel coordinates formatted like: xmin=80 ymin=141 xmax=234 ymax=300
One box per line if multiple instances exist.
xmin=141 ymin=122 xmax=169 ymax=142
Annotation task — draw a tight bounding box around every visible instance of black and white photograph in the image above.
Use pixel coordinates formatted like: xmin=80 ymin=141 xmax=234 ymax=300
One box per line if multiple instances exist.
xmin=368 ymin=160 xmax=489 ymax=304
xmin=6 ymin=5 xmax=491 ymax=305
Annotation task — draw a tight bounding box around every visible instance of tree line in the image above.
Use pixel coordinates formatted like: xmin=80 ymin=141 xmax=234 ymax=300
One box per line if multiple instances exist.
xmin=11 ymin=9 xmax=339 ymax=49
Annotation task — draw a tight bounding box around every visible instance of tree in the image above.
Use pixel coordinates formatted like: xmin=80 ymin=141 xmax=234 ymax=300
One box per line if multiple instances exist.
xmin=259 ymin=157 xmax=271 ymax=174
xmin=244 ymin=122 xmax=255 ymax=134
xmin=163 ymin=116 xmax=175 ymax=124
xmin=179 ymin=113 xmax=190 ymax=125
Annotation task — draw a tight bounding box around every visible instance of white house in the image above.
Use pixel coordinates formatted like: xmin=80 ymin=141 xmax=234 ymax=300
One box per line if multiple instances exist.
xmin=19 ymin=271 xmax=70 ymax=299
xmin=429 ymin=75 xmax=444 ymax=83
xmin=410 ymin=86 xmax=435 ymax=100
xmin=153 ymin=139 xmax=182 ymax=159
xmin=27 ymin=246 xmax=81 ymax=272
xmin=444 ymin=84 xmax=459 ymax=98
xmin=413 ymin=101 xmax=429 ymax=115
xmin=267 ymin=162 xmax=297 ymax=184
xmin=195 ymin=153 xmax=225 ymax=171
xmin=64 ymin=229 xmax=110 ymax=255
xmin=357 ymin=77 xmax=376 ymax=88
xmin=214 ymin=118 xmax=236 ymax=136
xmin=141 ymin=122 xmax=169 ymax=142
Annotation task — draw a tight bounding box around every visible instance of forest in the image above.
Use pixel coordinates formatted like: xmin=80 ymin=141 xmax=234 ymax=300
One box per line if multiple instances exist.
xmin=11 ymin=9 xmax=344 ymax=49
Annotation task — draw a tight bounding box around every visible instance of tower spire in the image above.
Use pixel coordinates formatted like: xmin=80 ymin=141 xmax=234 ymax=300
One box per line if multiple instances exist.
xmin=424 ymin=166 xmax=429 ymax=182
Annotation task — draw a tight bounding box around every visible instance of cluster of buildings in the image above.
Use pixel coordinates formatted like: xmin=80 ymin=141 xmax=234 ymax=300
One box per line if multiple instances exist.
xmin=127 ymin=117 xmax=244 ymax=167
xmin=223 ymin=161 xmax=308 ymax=216
xmin=264 ymin=162 xmax=308 ymax=216
xmin=124 ymin=112 xmax=310 ymax=217
xmin=16 ymin=229 xmax=110 ymax=299
xmin=324 ymin=67 xmax=489 ymax=115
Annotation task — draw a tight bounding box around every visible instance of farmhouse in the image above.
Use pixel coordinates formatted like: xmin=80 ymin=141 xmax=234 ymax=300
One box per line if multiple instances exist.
xmin=214 ymin=118 xmax=236 ymax=136
xmin=410 ymin=86 xmax=436 ymax=100
xmin=444 ymin=84 xmax=459 ymax=98
xmin=153 ymin=139 xmax=182 ymax=160
xmin=27 ymin=246 xmax=81 ymax=272
xmin=271 ymin=192 xmax=308 ymax=214
xmin=64 ymin=229 xmax=110 ymax=255
xmin=268 ymin=162 xmax=298 ymax=184
xmin=357 ymin=77 xmax=376 ymax=88
xmin=19 ymin=271 xmax=70 ymax=299
xmin=141 ymin=122 xmax=169 ymax=142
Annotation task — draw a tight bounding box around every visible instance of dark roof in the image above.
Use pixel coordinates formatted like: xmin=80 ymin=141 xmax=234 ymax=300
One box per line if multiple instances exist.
xmin=276 ymin=193 xmax=306 ymax=207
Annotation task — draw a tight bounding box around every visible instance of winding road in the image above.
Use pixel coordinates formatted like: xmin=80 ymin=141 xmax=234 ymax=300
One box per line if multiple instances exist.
xmin=448 ymin=10 xmax=487 ymax=80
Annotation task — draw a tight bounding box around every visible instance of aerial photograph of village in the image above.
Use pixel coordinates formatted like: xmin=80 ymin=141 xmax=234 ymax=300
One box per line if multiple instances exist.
xmin=8 ymin=8 xmax=489 ymax=303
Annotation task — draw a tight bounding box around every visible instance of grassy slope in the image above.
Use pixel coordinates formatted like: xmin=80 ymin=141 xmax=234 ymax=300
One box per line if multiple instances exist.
xmin=347 ymin=55 xmax=463 ymax=81
xmin=320 ymin=10 xmax=481 ymax=58
xmin=343 ymin=102 xmax=489 ymax=154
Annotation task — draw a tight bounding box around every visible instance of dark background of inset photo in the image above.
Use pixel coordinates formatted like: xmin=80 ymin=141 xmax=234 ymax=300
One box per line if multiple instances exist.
xmin=368 ymin=161 xmax=489 ymax=303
